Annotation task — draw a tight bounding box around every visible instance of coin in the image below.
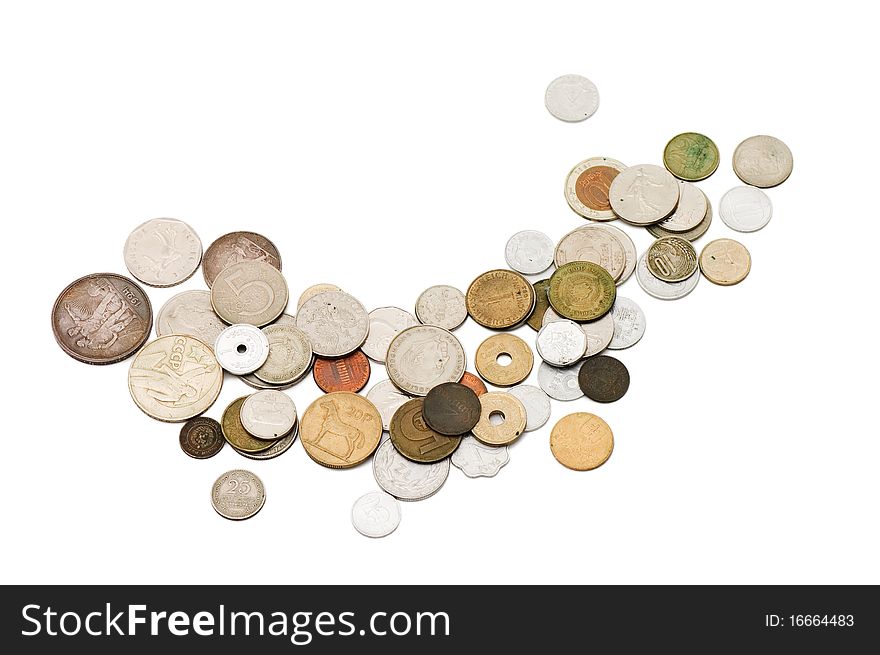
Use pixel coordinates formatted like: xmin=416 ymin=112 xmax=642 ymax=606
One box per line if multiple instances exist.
xmin=362 ymin=306 xmax=418 ymax=362
xmin=474 ymin=333 xmax=533 ymax=387
xmin=609 ymin=164 xmax=680 ymax=225
xmin=414 ymin=285 xmax=467 ymax=331
xmin=366 ymin=379 xmax=412 ymax=431
xmin=699 ymin=238 xmax=752 ymax=286
xmin=608 ymin=297 xmax=646 ymax=350
xmin=594 ymin=223 xmax=637 ymax=284
xmin=656 ymin=181 xmax=707 ymax=233
xmin=179 ymin=417 xmax=224 ymax=459
xmin=202 ymin=231 xmax=281 ymax=288
xmin=471 ymin=392 xmax=527 ymax=446
xmin=536 ymin=319 xmax=587 ymax=366
xmin=719 ymin=186 xmax=773 ymax=232
xmin=422 ymin=382 xmax=481 ymax=436
xmin=128 ymin=335 xmax=222 ymax=421
xmin=543 ymin=306 xmax=614 ymax=357
xmin=52 ymin=273 xmax=153 ymax=365
xmin=211 ymin=260 xmax=289 ymax=327
xmin=548 ymin=261 xmax=616 ymax=321
xmin=647 ymin=191 xmax=713 ymax=241
xmin=506 ymin=384 xmax=551 ymax=431
xmin=297 ymin=283 xmax=342 ymax=310
xmin=451 ymin=435 xmax=510 ymax=478
xmin=123 ymin=218 xmax=202 ymax=287
xmin=214 ymin=324 xmax=269 ymax=374
xmin=537 ymin=361 xmax=583 ymax=401
xmin=465 ymin=269 xmax=535 ymax=329
xmin=389 ymin=398 xmax=461 ymax=463
xmin=252 ymin=323 xmax=313 ymax=385
xmin=155 ymin=290 xmax=226 ymax=346
xmin=313 ymin=350 xmax=371 ymax=393
xmin=564 ymin=157 xmax=627 ymax=221
xmin=232 ymin=420 xmax=298 ymax=460
xmin=299 ymin=392 xmax=382 ymax=468
xmin=459 ymin=371 xmax=488 ymax=397
xmin=295 ymin=290 xmax=369 ymax=357
xmin=646 ymin=236 xmax=698 ymax=282
xmin=732 ymin=135 xmax=793 ymax=188
xmin=504 ymin=230 xmax=554 ymax=275
xmin=351 ymin=491 xmax=401 ymax=538
xmin=221 ymin=396 xmax=277 ymax=453
xmin=211 ymin=469 xmax=266 ymax=520
xmin=544 ymin=74 xmax=599 ymax=122
xmin=372 ymin=440 xmax=450 ymax=502
xmin=550 ymin=413 xmax=614 ymax=471
xmin=241 ymin=390 xmax=297 ymax=439
xmin=578 ymin=355 xmax=630 ymax=403
xmin=663 ymin=132 xmax=720 ymax=181
xmin=553 ymin=225 xmax=627 ymax=280
xmin=526 ymin=279 xmax=551 ymax=331
xmin=636 ymin=253 xmax=700 ymax=300
xmin=386 ymin=325 xmax=466 ymax=396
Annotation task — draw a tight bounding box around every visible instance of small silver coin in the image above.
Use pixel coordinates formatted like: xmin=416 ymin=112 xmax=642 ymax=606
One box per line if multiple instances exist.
xmin=608 ymin=296 xmax=646 ymax=350
xmin=656 ymin=181 xmax=707 ymax=233
xmin=544 ymin=74 xmax=599 ymax=122
xmin=609 ymin=164 xmax=680 ymax=226
xmin=542 ymin=307 xmax=613 ymax=357
xmin=351 ymin=491 xmax=401 ymax=538
xmin=732 ymin=134 xmax=793 ymax=188
xmin=537 ymin=361 xmax=583 ymax=401
xmin=362 ymin=306 xmax=418 ymax=363
xmin=506 ymin=384 xmax=551 ymax=431
xmin=536 ymin=319 xmax=587 ymax=366
xmin=155 ymin=290 xmax=226 ymax=345
xmin=295 ymin=290 xmax=369 ymax=357
xmin=366 ymin=379 xmax=412 ymax=431
xmin=123 ymin=218 xmax=202 ymax=288
xmin=719 ymin=186 xmax=773 ymax=232
xmin=214 ymin=324 xmax=270 ymax=374
xmin=211 ymin=469 xmax=266 ymax=521
xmin=505 ymin=230 xmax=554 ymax=275
xmin=231 ymin=422 xmax=298 ymax=460
xmin=372 ymin=440 xmax=450 ymax=502
xmin=240 ymin=390 xmax=297 ymax=439
xmin=414 ymin=285 xmax=467 ymax=331
xmin=635 ymin=253 xmax=699 ymax=300
xmin=451 ymin=435 xmax=510 ymax=478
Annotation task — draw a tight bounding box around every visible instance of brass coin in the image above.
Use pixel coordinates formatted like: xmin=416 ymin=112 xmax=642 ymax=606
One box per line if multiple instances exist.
xmin=459 ymin=371 xmax=488 ymax=397
xmin=389 ymin=398 xmax=461 ymax=463
xmin=662 ymin=132 xmax=720 ymax=181
xmin=526 ymin=279 xmax=551 ymax=331
xmin=471 ymin=392 xmax=527 ymax=446
xmin=221 ymin=397 xmax=277 ymax=453
xmin=475 ymin=334 xmax=533 ymax=387
xmin=179 ymin=417 xmax=224 ymax=459
xmin=465 ymin=269 xmax=535 ymax=329
xmin=548 ymin=262 xmax=616 ymax=321
xmin=550 ymin=412 xmax=614 ymax=471
xmin=646 ymin=236 xmax=698 ymax=282
xmin=699 ymin=238 xmax=751 ymax=286
xmin=422 ymin=382 xmax=481 ymax=436
xmin=299 ymin=392 xmax=382 ymax=468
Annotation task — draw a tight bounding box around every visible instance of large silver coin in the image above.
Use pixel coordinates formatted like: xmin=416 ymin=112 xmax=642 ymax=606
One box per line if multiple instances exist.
xmin=656 ymin=181 xmax=707 ymax=233
xmin=123 ymin=218 xmax=202 ymax=288
xmin=386 ymin=325 xmax=466 ymax=396
xmin=414 ymin=285 xmax=467 ymax=331
xmin=351 ymin=491 xmax=401 ymax=538
xmin=253 ymin=323 xmax=313 ymax=385
xmin=609 ymin=164 xmax=680 ymax=225
xmin=155 ymin=290 xmax=226 ymax=346
xmin=506 ymin=384 xmax=551 ymax=431
xmin=733 ymin=134 xmax=793 ymax=188
xmin=648 ymin=191 xmax=713 ymax=241
xmin=505 ymin=230 xmax=554 ymax=275
xmin=297 ymin=283 xmax=342 ymax=310
xmin=594 ymin=223 xmax=637 ymax=284
xmin=544 ymin=74 xmax=599 ymax=122
xmin=214 ymin=324 xmax=269 ymax=374
xmin=241 ymin=390 xmax=297 ymax=439
xmin=451 ymin=435 xmax=510 ymax=478
xmin=295 ymin=290 xmax=369 ymax=357
xmin=211 ymin=260 xmax=289 ymax=326
xmin=564 ymin=156 xmax=627 ymax=221
xmin=211 ymin=469 xmax=265 ymax=520
xmin=362 ymin=306 xmax=418 ymax=363
xmin=536 ymin=320 xmax=587 ymax=366
xmin=372 ymin=440 xmax=449 ymax=502
xmin=537 ymin=361 xmax=583 ymax=401
xmin=232 ymin=421 xmax=298 ymax=460
xmin=543 ymin=306 xmax=613 ymax=357
xmin=720 ymin=186 xmax=773 ymax=232
xmin=366 ymin=379 xmax=412 ymax=431
xmin=635 ymin=253 xmax=699 ymax=300
xmin=553 ymin=224 xmax=627 ymax=280
xmin=608 ymin=296 xmax=646 ymax=350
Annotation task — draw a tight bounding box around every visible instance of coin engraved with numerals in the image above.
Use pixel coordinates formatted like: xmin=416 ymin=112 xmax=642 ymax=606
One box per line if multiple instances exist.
xmin=156 ymin=290 xmax=226 ymax=346
xmin=351 ymin=491 xmax=401 ymax=538
xmin=451 ymin=435 xmax=510 ymax=478
xmin=313 ymin=350 xmax=371 ymax=393
xmin=544 ymin=74 xmax=599 ymax=122
xmin=474 ymin=333 xmax=533 ymax=387
xmin=471 ymin=392 xmax=527 ymax=446
xmin=362 ymin=306 xmax=419 ymax=362
xmin=123 ymin=218 xmax=202 ymax=287
xmin=414 ymin=285 xmax=467 ymax=331
xmin=564 ymin=157 xmax=626 ymax=221
xmin=636 ymin=253 xmax=700 ymax=301
xmin=422 ymin=382 xmax=481 ymax=436
xmin=663 ymin=132 xmax=720 ymax=181
xmin=389 ymin=398 xmax=461 ymax=463
xmin=732 ymin=134 xmax=793 ymax=188
xmin=609 ymin=164 xmax=680 ymax=225
xmin=504 ymin=230 xmax=554 ymax=275
xmin=646 ymin=237 xmax=698 ymax=282
xmin=299 ymin=392 xmax=382 ymax=468
xmin=211 ymin=260 xmax=289 ymax=327
xmin=372 ymin=440 xmax=450 ymax=502
xmin=295 ymin=290 xmax=369 ymax=357
xmin=211 ymin=469 xmax=266 ymax=520
xmin=386 ymin=325 xmax=466 ymax=396
xmin=537 ymin=361 xmax=583 ymax=401
xmin=466 ymin=269 xmax=535 ymax=329
xmin=297 ymin=283 xmax=342 ymax=310
xmin=203 ymin=231 xmax=281 ymax=288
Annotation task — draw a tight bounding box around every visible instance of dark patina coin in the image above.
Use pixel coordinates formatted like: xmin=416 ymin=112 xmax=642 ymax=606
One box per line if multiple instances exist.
xmin=422 ymin=382 xmax=481 ymax=436
xmin=179 ymin=417 xmax=225 ymax=459
xmin=389 ymin=399 xmax=461 ymax=463
xmin=578 ymin=355 xmax=630 ymax=403
xmin=526 ymin=279 xmax=551 ymax=331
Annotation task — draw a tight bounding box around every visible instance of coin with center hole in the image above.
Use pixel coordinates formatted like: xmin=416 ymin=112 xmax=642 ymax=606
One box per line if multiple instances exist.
xmin=646 ymin=236 xmax=698 ymax=282
xmin=240 ymin=390 xmax=297 ymax=439
xmin=179 ymin=417 xmax=224 ymax=459
xmin=505 ymin=230 xmax=554 ymax=275
xmin=313 ymin=350 xmax=371 ymax=393
xmin=389 ymin=398 xmax=461 ymax=463
xmin=221 ymin=396 xmax=277 ymax=453
xmin=536 ymin=319 xmax=587 ymax=366
xmin=578 ymin=355 xmax=630 ymax=403
xmin=214 ymin=324 xmax=270 ymax=374
xmin=471 ymin=392 xmax=527 ymax=446
xmin=422 ymin=382 xmax=481 ymax=436
xmin=474 ymin=333 xmax=533 ymax=387
xmin=550 ymin=413 xmax=614 ymax=471
xmin=211 ymin=469 xmax=266 ymax=520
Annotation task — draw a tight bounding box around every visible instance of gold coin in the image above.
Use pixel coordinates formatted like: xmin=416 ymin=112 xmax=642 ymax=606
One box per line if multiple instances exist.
xmin=221 ymin=396 xmax=277 ymax=453
xmin=548 ymin=261 xmax=616 ymax=321
xmin=699 ymin=238 xmax=751 ymax=286
xmin=299 ymin=392 xmax=382 ymax=468
xmin=549 ymin=412 xmax=613 ymax=471
xmin=389 ymin=398 xmax=461 ymax=463
xmin=474 ymin=334 xmax=533 ymax=387
xmin=465 ymin=269 xmax=536 ymax=329
xmin=471 ymin=392 xmax=527 ymax=446
xmin=526 ymin=279 xmax=551 ymax=331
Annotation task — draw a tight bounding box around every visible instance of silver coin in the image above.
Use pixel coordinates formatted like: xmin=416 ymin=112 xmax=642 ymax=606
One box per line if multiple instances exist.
xmin=123 ymin=218 xmax=202 ymax=288
xmin=239 ymin=373 xmax=296 ymax=391
xmin=451 ymin=435 xmax=510 ymax=478
xmin=297 ymin=283 xmax=342 ymax=310
xmin=362 ymin=306 xmax=419 ymax=363
xmin=386 ymin=325 xmax=466 ymax=396
xmin=232 ymin=421 xmax=298 ymax=460
xmin=253 ymin=323 xmax=313 ymax=385
xmin=656 ymin=181 xmax=707 ymax=233
xmin=733 ymin=134 xmax=793 ymax=188
xmin=414 ymin=285 xmax=467 ymax=331
xmin=609 ymin=164 xmax=680 ymax=225
xmin=544 ymin=74 xmax=599 ymax=122
xmin=211 ymin=469 xmax=265 ymax=521
xmin=537 ymin=361 xmax=583 ymax=401
xmin=155 ymin=290 xmax=226 ymax=345
xmin=542 ymin=306 xmax=613 ymax=357
xmin=505 ymin=230 xmax=554 ymax=275
xmin=295 ymin=290 xmax=369 ymax=357
xmin=366 ymin=379 xmax=412 ymax=431
xmin=635 ymin=253 xmax=699 ymax=300
xmin=647 ymin=191 xmax=713 ymax=241
xmin=210 ymin=260 xmax=289 ymax=327
xmin=536 ymin=320 xmax=587 ymax=366
xmin=594 ymin=223 xmax=637 ymax=284
xmin=608 ymin=296 xmax=646 ymax=349
xmin=240 ymin=390 xmax=297 ymax=439
xmin=372 ymin=440 xmax=449 ymax=502
xmin=351 ymin=491 xmax=401 ymax=538
xmin=553 ymin=224 xmax=627 ymax=280
xmin=506 ymin=384 xmax=551 ymax=431
xmin=564 ymin=156 xmax=627 ymax=221
xmin=214 ymin=324 xmax=269 ymax=374
xmin=269 ymin=313 xmax=297 ymax=327
xmin=719 ymin=186 xmax=773 ymax=232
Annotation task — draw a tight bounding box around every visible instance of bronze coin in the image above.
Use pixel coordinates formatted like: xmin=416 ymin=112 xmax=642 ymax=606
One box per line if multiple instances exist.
xmin=578 ymin=355 xmax=630 ymax=403
xmin=548 ymin=261 xmax=616 ymax=322
xmin=51 ymin=273 xmax=153 ymax=365
xmin=422 ymin=382 xmax=481 ymax=436
xmin=389 ymin=399 xmax=461 ymax=463
xmin=202 ymin=231 xmax=282 ymax=287
xmin=474 ymin=334 xmax=533 ymax=387
xmin=459 ymin=371 xmax=488 ymax=397
xmin=526 ymin=279 xmax=551 ymax=331
xmin=576 ymin=165 xmax=620 ymax=212
xmin=550 ymin=412 xmax=614 ymax=471
xmin=312 ymin=350 xmax=371 ymax=393
xmin=179 ymin=417 xmax=225 ymax=459
xmin=221 ymin=396 xmax=277 ymax=453
xmin=465 ymin=269 xmax=536 ymax=329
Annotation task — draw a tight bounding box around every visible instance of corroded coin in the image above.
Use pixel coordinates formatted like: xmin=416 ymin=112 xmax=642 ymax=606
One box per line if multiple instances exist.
xmin=123 ymin=218 xmax=202 ymax=288
xmin=386 ymin=325 xmax=466 ymax=396
xmin=241 ymin=390 xmax=297 ymax=439
xmin=52 ymin=273 xmax=152 ymax=365
xmin=313 ymin=350 xmax=371 ymax=393
xmin=231 ymin=421 xmax=298 ymax=460
xmin=550 ymin=413 xmax=614 ymax=471
xmin=366 ymin=379 xmax=412 ymax=431
xmin=214 ymin=323 xmax=269 ymax=374
xmin=179 ymin=417 xmax=224 ymax=459
xmin=362 ymin=306 xmax=418 ymax=363
xmin=544 ymin=74 xmax=599 ymax=122
xmin=699 ymin=238 xmax=752 ymax=286
xmin=553 ymin=225 xmax=627 ymax=281
xmin=155 ymin=290 xmax=226 ymax=346
xmin=465 ymin=269 xmax=535 ymax=329
xmin=414 ymin=285 xmax=467 ymax=331
xmin=526 ymin=279 xmax=551 ymax=331
xmin=252 ymin=323 xmax=313 ymax=385
xmin=646 ymin=236 xmax=698 ymax=282
xmin=656 ymin=181 xmax=707 ymax=233
xmin=609 ymin=164 xmax=680 ymax=225
xmin=422 ymin=382 xmax=481 ymax=436
xmin=451 ymin=436 xmax=510 ymax=478
xmin=663 ymin=132 xmax=720 ymax=181
xmin=636 ymin=253 xmax=700 ymax=300
xmin=506 ymin=384 xmax=551 ymax=431
xmin=389 ymin=398 xmax=461 ymax=463
xmin=732 ymin=134 xmax=793 ymax=188
xmin=648 ymin=191 xmax=713 ymax=242
xmin=211 ymin=260 xmax=289 ymax=327
xmin=471 ymin=392 xmax=527 ymax=446
xmin=548 ymin=261 xmax=616 ymax=321
xmin=608 ymin=297 xmax=646 ymax=350
xmin=203 ymin=231 xmax=281 ymax=288
xmin=351 ymin=491 xmax=401 ymax=538
xmin=578 ymin=355 xmax=630 ymax=403
xmin=211 ymin=469 xmax=266 ymax=520
xmin=564 ymin=157 xmax=626 ymax=221
xmin=372 ymin=439 xmax=450 ymax=502
xmin=536 ymin=319 xmax=587 ymax=366
xmin=295 ymin=290 xmax=369 ymax=357
xmin=720 ymin=186 xmax=773 ymax=233
xmin=221 ymin=396 xmax=277 ymax=453
xmin=542 ymin=306 xmax=614 ymax=357
xmin=297 ymin=283 xmax=342 ymax=310
xmin=299 ymin=392 xmax=382 ymax=468
xmin=474 ymin=333 xmax=533 ymax=387
xmin=504 ymin=230 xmax=554 ymax=275
xmin=459 ymin=371 xmax=488 ymax=397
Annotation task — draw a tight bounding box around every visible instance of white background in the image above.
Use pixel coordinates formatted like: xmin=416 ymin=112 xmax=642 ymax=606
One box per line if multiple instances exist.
xmin=2 ymin=1 xmax=877 ymax=585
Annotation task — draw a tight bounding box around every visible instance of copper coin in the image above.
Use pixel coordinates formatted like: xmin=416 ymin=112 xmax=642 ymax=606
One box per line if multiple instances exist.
xmin=179 ymin=417 xmax=225 ymax=459
xmin=312 ymin=350 xmax=371 ymax=393
xmin=51 ymin=273 xmax=153 ymax=365
xmin=474 ymin=333 xmax=533 ymax=387
xmin=202 ymin=231 xmax=281 ymax=287
xmin=578 ymin=355 xmax=630 ymax=403
xmin=550 ymin=413 xmax=614 ymax=471
xmin=389 ymin=399 xmax=461 ymax=463
xmin=526 ymin=279 xmax=551 ymax=331
xmin=422 ymin=382 xmax=481 ymax=436
xmin=459 ymin=371 xmax=488 ymax=397
xmin=465 ymin=269 xmax=535 ymax=329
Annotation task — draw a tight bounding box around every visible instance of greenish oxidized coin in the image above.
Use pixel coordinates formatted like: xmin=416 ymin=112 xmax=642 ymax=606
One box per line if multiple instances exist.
xmin=663 ymin=132 xmax=719 ymax=181
xmin=548 ymin=262 xmax=616 ymax=322
xmin=526 ymin=279 xmax=551 ymax=331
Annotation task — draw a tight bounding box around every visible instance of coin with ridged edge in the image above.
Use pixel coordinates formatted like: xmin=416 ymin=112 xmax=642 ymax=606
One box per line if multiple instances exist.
xmin=253 ymin=323 xmax=313 ymax=385
xmin=465 ymin=269 xmax=535 ymax=329
xmin=211 ymin=469 xmax=266 ymax=520
xmin=179 ymin=417 xmax=224 ymax=459
xmin=646 ymin=236 xmax=698 ymax=282
xmin=211 ymin=260 xmax=289 ymax=327
xmin=313 ymin=350 xmax=371 ymax=393
xmin=295 ymin=290 xmax=369 ymax=357
xmin=123 ymin=218 xmax=202 ymax=288
xmin=732 ymin=134 xmax=793 ymax=188
xmin=548 ymin=261 xmax=616 ymax=321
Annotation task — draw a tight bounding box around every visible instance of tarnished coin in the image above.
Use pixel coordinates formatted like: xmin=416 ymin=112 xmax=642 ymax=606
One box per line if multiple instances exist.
xmin=578 ymin=355 xmax=630 ymax=403
xmin=459 ymin=371 xmax=488 ymax=397
xmin=636 ymin=253 xmax=700 ymax=300
xmin=128 ymin=335 xmax=222 ymax=421
xmin=390 ymin=399 xmax=461 ymax=463
xmin=656 ymin=181 xmax=708 ymax=233
xmin=211 ymin=260 xmax=289 ymax=327
xmin=211 ymin=469 xmax=266 ymax=520
xmin=663 ymin=132 xmax=720 ymax=181
xmin=414 ymin=285 xmax=467 ymax=331
xmin=699 ymin=238 xmax=752 ymax=286
xmin=221 ymin=396 xmax=277 ymax=453
xmin=179 ymin=417 xmax=224 ymax=459
xmin=351 ymin=491 xmax=401 ymax=538
xmin=366 ymin=379 xmax=412 ymax=431
xmin=609 ymin=164 xmax=680 ymax=225
xmin=646 ymin=236 xmax=698 ymax=282
xmin=720 ymin=186 xmax=773 ymax=232
xmin=423 ymin=382 xmax=481 ymax=436
xmin=451 ymin=436 xmax=510 ymax=478
xmin=594 ymin=223 xmax=637 ymax=284
xmin=214 ymin=324 xmax=269 ymax=374
xmin=550 ymin=413 xmax=614 ymax=471
xmin=466 ymin=269 xmax=535 ymax=329
xmin=648 ymin=191 xmax=712 ymax=241
xmin=362 ymin=306 xmax=418 ymax=362
xmin=544 ymin=74 xmax=599 ymax=122
xmin=253 ymin=323 xmax=313 ymax=385
xmin=608 ymin=297 xmax=646 ymax=350
xmin=537 ymin=361 xmax=583 ymax=401
xmin=553 ymin=225 xmax=627 ymax=281
xmin=241 ymin=390 xmax=297 ymax=439
xmin=203 ymin=231 xmax=281 ymax=288
xmin=231 ymin=421 xmax=298 ymax=460
xmin=548 ymin=261 xmax=616 ymax=321
xmin=505 ymin=230 xmax=554 ymax=275
xmin=526 ymin=279 xmax=551 ymax=331
xmin=564 ymin=157 xmax=627 ymax=221
xmin=295 ymin=290 xmax=369 ymax=357
xmin=52 ymin=273 xmax=153 ymax=365
xmin=299 ymin=392 xmax=382 ymax=468
xmin=297 ymin=283 xmax=342 ymax=310
xmin=156 ymin=290 xmax=226 ymax=346
xmin=542 ymin=307 xmax=613 ymax=357
xmin=313 ymin=350 xmax=371 ymax=393
xmin=123 ymin=218 xmax=202 ymax=287
xmin=733 ymin=135 xmax=793 ymax=188
xmin=472 ymin=392 xmax=527 ymax=446
xmin=475 ymin=333 xmax=533 ymax=387
xmin=507 ymin=384 xmax=551 ymax=431
xmin=536 ymin=320 xmax=587 ymax=367
xmin=372 ymin=440 xmax=450 ymax=502
xmin=386 ymin=325 xmax=466 ymax=396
